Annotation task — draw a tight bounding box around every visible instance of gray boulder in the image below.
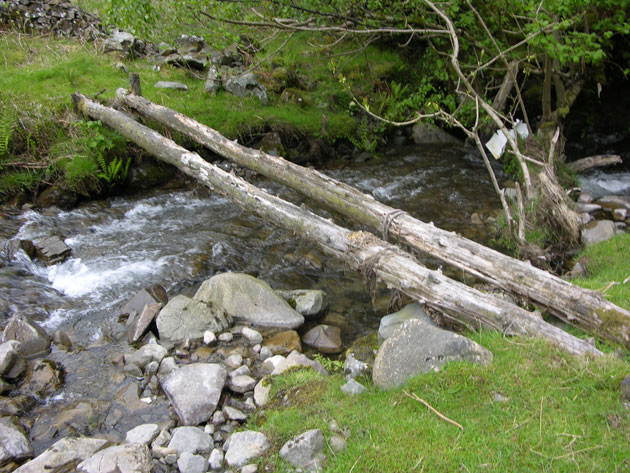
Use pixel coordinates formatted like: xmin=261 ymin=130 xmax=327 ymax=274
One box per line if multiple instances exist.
xmin=224 ymin=431 xmax=269 ymax=468
xmin=3 ymin=314 xmax=50 ymax=359
xmin=194 ymin=273 xmax=303 ymax=329
xmin=228 ymin=375 xmax=256 ymax=394
xmin=127 ymin=303 xmax=162 ymax=343
xmin=0 ymin=417 xmax=33 ymax=466
xmin=279 ymin=429 xmax=325 ymax=472
xmin=168 ymin=426 xmax=213 ymax=456
xmin=177 ymin=452 xmax=207 ymax=473
xmin=175 ymin=34 xmax=206 ymax=53
xmin=411 ymin=123 xmax=462 ymax=146
xmin=160 ymin=363 xmax=227 ymax=425
xmin=378 ymin=302 xmax=435 ymax=343
xmin=154 ymin=81 xmax=189 ymax=91
xmin=276 ymin=289 xmax=328 ymax=317
xmin=103 ymin=30 xmax=135 ymax=54
xmin=581 ymin=220 xmax=617 ymax=246
xmin=14 ymin=437 xmax=107 ymax=473
xmin=373 ymin=319 xmax=493 ymax=389
xmin=156 ymin=295 xmax=231 ymax=342
xmin=224 ymin=73 xmax=268 ymax=104
xmin=20 ymin=235 xmax=71 ymax=265
xmin=77 ymin=443 xmax=151 ymax=473
xmin=302 ymin=325 xmax=343 ymax=354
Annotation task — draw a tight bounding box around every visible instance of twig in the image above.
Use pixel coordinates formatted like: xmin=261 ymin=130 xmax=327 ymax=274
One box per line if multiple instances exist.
xmin=349 ymin=456 xmax=361 ymax=473
xmin=538 ymin=397 xmax=544 ymax=445
xmin=403 ymin=390 xmax=464 ymax=432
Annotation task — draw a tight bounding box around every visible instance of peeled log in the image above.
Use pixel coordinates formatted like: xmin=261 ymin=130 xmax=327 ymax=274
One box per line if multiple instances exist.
xmin=116 ymin=89 xmax=630 ymax=349
xmin=72 ymin=92 xmax=600 ymax=357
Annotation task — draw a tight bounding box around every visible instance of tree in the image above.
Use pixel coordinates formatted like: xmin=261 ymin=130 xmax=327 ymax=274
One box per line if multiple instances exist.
xmin=196 ymin=0 xmax=630 ymax=253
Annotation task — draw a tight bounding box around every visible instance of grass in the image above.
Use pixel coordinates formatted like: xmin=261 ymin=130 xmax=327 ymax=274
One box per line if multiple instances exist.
xmin=571 ymin=234 xmax=630 ymax=310
xmin=254 ymin=331 xmax=630 ymax=472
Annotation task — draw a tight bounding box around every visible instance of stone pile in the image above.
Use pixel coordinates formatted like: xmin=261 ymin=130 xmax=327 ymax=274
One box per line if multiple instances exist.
xmin=0 ymin=0 xmax=103 ymax=39
xmin=576 ymin=193 xmax=630 ymax=247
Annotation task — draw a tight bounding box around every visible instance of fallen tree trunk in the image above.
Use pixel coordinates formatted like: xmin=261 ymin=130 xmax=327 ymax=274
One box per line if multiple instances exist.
xmin=73 ymin=92 xmax=600 ymax=357
xmin=116 ymin=89 xmax=630 ymax=349
xmin=568 ymin=154 xmax=622 ymax=173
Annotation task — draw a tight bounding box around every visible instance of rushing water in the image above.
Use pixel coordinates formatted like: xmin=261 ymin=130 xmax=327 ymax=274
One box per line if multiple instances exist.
xmin=0 ymin=145 xmax=505 ymax=448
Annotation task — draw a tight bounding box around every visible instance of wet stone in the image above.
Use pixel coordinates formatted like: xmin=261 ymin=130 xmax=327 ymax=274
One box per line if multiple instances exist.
xmin=19 ymin=235 xmax=71 ymax=265
xmin=0 ymin=341 xmax=21 ymax=376
xmin=22 ymin=359 xmax=64 ymax=399
xmin=302 ymin=325 xmax=343 ymax=354
xmin=3 ymin=314 xmax=50 ymax=359
xmin=125 ymin=423 xmax=159 ymax=445
xmin=263 ymin=330 xmax=302 ymax=355
xmin=0 ymin=417 xmax=33 ymax=466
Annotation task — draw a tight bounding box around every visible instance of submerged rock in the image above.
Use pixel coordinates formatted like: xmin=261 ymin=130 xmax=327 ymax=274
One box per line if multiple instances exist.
xmin=194 ymin=273 xmax=304 ymax=329
xmin=160 ymin=363 xmax=227 ymax=425
xmin=373 ymin=319 xmax=493 ymax=389
xmin=263 ymin=330 xmax=302 ymax=355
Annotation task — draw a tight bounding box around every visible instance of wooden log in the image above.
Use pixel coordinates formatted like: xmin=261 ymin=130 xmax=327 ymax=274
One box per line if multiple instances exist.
xmin=115 ymin=89 xmax=630 ymax=349
xmin=72 ymin=92 xmax=601 ymax=357
xmin=568 ymin=154 xmax=622 ymax=173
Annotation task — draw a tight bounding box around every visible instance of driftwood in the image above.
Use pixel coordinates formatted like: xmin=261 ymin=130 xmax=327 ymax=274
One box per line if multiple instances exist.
xmin=115 ymin=89 xmax=630 ymax=349
xmin=72 ymin=92 xmax=601 ymax=357
xmin=568 ymin=154 xmax=622 ymax=173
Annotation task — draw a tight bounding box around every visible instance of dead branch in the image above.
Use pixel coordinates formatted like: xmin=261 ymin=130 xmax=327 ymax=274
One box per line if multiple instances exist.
xmin=403 ymin=390 xmax=465 ymax=432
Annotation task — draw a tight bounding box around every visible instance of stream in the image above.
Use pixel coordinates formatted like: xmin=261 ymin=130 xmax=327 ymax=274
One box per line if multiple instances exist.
xmin=1 ymin=145 xmax=508 ymax=451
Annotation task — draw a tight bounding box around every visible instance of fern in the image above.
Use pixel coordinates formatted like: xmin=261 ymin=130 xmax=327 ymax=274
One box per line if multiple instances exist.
xmin=0 ymin=100 xmax=17 ymax=160
xmin=98 ymin=155 xmax=131 ymax=184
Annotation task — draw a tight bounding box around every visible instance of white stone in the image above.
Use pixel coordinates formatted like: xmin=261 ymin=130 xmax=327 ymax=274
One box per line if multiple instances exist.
xmin=77 ymin=443 xmax=151 ymax=473
xmin=177 ymin=452 xmax=207 ymax=473
xmin=204 ymin=331 xmax=217 ymax=345
xmin=254 ymin=379 xmax=271 ymax=407
xmin=125 ymin=423 xmax=159 ymax=445
xmin=224 ymin=431 xmax=269 ymax=468
xmin=208 ymin=448 xmax=224 ymax=470
xmin=241 ymin=327 xmax=263 ymax=345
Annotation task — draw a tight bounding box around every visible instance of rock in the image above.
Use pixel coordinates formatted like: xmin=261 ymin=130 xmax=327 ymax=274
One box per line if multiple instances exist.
xmin=302 ymin=325 xmax=343 ymax=354
xmin=35 ymin=184 xmax=79 ymax=209
xmin=22 ymin=359 xmax=64 ymax=399
xmin=340 ymin=378 xmax=366 ymax=395
xmin=411 ymin=123 xmax=462 ymax=146
xmin=261 ymin=355 xmax=285 ymax=374
xmin=223 ymin=354 xmax=243 ymax=370
xmin=13 ymin=437 xmax=108 ymax=473
xmin=276 ymin=289 xmax=328 ymax=317
xmin=154 ymin=81 xmax=189 ymax=91
xmin=373 ymin=319 xmax=493 ymax=389
xmin=329 ymin=435 xmax=347 ymax=453
xmin=168 ymin=426 xmax=213 ymax=456
xmin=158 ymin=356 xmax=177 ymax=376
xmin=218 ymin=332 xmax=233 ymax=342
xmin=613 ymin=208 xmax=628 ymax=221
xmin=581 ymin=220 xmax=617 ymax=246
xmin=175 ymin=34 xmax=206 ymax=53
xmin=258 ymin=346 xmax=272 ymax=361
xmin=224 ymin=431 xmax=269 ymax=468
xmin=241 ymin=327 xmax=263 ymax=345
xmin=126 ymin=341 xmax=168 ymax=369
xmin=577 ymin=192 xmax=593 ymax=203
xmin=378 ymin=302 xmax=435 ymax=344
xmin=228 ymin=375 xmax=256 ymax=393
xmin=160 ymin=363 xmax=227 ymax=425
xmin=194 ymin=273 xmax=303 ymax=329
xmin=279 ymin=429 xmax=325 ymax=472
xmin=263 ymin=330 xmax=302 ymax=355
xmin=212 ymin=410 xmax=226 ymax=427
xmin=52 ymin=330 xmax=72 ymax=349
xmin=125 ymin=424 xmax=159 ymax=445
xmin=120 ymin=285 xmax=168 ymax=338
xmin=223 ymin=406 xmax=247 ymax=422
xmin=224 ymin=73 xmax=268 ymax=104
xmin=0 ymin=379 xmax=13 ymax=394
xmin=621 ymin=375 xmax=630 ymax=401
xmin=242 ymin=464 xmax=258 ymax=473
xmin=575 ymin=202 xmax=602 ymax=213
xmin=103 ymin=30 xmax=135 ymax=54
xmin=77 ymin=443 xmax=151 ymax=473
xmin=254 ymin=378 xmax=271 ymax=407
xmin=20 ymin=235 xmax=71 ymax=265
xmin=3 ymin=314 xmax=50 ymax=359
xmin=180 ymin=54 xmax=207 ymax=70
xmin=204 ymin=330 xmax=217 ymax=345
xmin=257 ymin=131 xmax=285 ymax=157
xmin=230 ymin=365 xmax=251 ymax=378
xmin=204 ymin=65 xmax=221 ymax=94
xmin=596 ymin=195 xmax=630 ymax=211
xmin=0 ymin=341 xmax=21 ymax=376
xmin=272 ymin=351 xmax=327 ymax=376
xmin=157 ymin=295 xmax=231 ymax=342
xmin=177 ymin=452 xmax=207 ymax=473
xmin=344 ymin=353 xmax=369 ymax=381
xmin=0 ymin=417 xmax=33 ymax=466
xmin=208 ymin=448 xmax=224 ymax=470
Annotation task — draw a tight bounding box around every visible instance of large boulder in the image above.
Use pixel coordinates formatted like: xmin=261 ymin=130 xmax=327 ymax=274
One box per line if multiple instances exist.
xmin=224 ymin=431 xmax=269 ymax=468
xmin=378 ymin=302 xmax=435 ymax=343
xmin=194 ymin=273 xmax=304 ymax=329
xmin=373 ymin=319 xmax=493 ymax=389
xmin=581 ymin=220 xmax=618 ymax=246
xmin=0 ymin=417 xmax=33 ymax=466
xmin=224 ymin=73 xmax=268 ymax=104
xmin=14 ymin=437 xmax=108 ymax=473
xmin=160 ymin=363 xmax=227 ymax=425
xmin=3 ymin=314 xmax=50 ymax=359
xmin=77 ymin=443 xmax=151 ymax=473
xmin=156 ymin=295 xmax=231 ymax=342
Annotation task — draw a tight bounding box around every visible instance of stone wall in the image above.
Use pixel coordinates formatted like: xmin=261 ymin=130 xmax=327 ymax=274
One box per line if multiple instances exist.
xmin=0 ymin=0 xmax=103 ymax=39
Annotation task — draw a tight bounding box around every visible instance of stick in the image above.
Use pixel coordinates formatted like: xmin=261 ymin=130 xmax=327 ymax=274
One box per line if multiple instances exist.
xmin=403 ymin=390 xmax=464 ymax=432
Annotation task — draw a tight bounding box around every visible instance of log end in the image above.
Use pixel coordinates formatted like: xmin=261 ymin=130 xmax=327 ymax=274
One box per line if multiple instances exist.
xmin=597 ymin=306 xmax=630 ymax=349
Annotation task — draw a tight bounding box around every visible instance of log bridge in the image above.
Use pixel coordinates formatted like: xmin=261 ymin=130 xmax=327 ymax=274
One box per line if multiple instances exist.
xmin=71 ymin=87 xmax=630 ymax=357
